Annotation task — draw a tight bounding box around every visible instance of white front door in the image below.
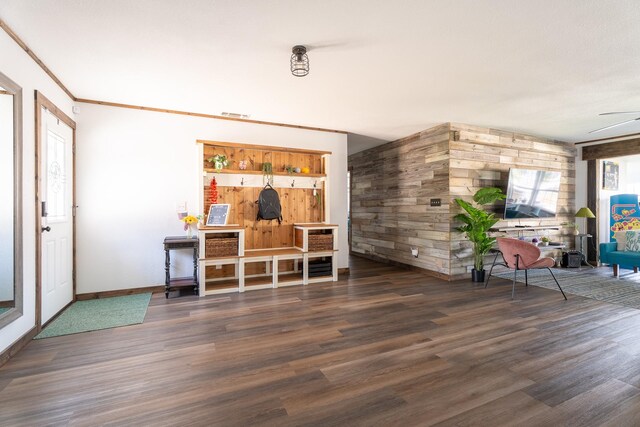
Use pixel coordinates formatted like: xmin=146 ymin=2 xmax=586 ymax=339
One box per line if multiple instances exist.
xmin=40 ymin=108 xmax=74 ymax=324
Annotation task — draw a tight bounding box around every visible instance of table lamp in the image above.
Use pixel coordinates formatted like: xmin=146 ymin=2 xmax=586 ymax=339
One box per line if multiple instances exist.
xmin=575 ymin=207 xmax=595 ymax=267
xmin=575 ymin=207 xmax=595 ymax=234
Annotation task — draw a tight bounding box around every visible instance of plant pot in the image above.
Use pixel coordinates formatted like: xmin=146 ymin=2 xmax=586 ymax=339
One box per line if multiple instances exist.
xmin=471 ymin=268 xmax=485 ymax=282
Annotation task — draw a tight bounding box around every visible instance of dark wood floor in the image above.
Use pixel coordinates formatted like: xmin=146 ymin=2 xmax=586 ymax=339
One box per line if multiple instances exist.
xmin=2 ymin=257 xmax=640 ymax=426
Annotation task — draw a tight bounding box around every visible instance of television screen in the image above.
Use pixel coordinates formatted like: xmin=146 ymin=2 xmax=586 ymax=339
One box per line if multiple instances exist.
xmin=504 ymin=169 xmax=561 ymax=219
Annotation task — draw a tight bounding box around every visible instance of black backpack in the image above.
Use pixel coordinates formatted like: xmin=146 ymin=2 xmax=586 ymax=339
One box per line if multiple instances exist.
xmin=256 ymin=184 xmax=283 ymax=224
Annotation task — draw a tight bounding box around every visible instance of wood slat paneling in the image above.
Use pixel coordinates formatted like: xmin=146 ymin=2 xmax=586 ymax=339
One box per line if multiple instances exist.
xmin=349 ymin=125 xmax=451 ymax=275
xmin=349 ymin=122 xmax=577 ymax=279
xmin=448 ymin=123 xmax=577 ymax=277
xmin=204 ymin=143 xmax=325 ymax=250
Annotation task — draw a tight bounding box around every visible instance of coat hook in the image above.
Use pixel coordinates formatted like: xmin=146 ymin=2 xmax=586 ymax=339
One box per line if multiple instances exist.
xmin=240 ymin=177 xmax=244 ymax=186
xmin=291 ymin=179 xmax=295 ymax=188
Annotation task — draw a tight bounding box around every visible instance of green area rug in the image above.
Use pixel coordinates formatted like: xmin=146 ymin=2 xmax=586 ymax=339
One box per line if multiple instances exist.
xmin=492 ymin=268 xmax=640 ymax=309
xmin=35 ymin=293 xmax=152 ymax=339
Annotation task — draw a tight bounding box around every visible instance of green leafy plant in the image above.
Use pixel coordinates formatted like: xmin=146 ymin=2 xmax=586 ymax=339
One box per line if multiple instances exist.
xmin=562 ymin=221 xmax=579 ymax=234
xmin=262 ymin=162 xmax=274 ymax=184
xmin=207 ymin=154 xmax=229 ymax=172
xmin=454 ymin=187 xmax=506 ymax=272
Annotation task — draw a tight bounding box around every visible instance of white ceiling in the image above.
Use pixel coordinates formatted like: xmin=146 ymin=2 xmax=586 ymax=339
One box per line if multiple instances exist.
xmin=3 ymin=0 xmax=640 ymax=152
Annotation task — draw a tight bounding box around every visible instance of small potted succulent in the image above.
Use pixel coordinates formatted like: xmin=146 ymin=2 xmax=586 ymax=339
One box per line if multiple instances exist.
xmin=531 ymin=237 xmax=540 ymax=246
xmin=541 ymin=236 xmax=550 ymax=246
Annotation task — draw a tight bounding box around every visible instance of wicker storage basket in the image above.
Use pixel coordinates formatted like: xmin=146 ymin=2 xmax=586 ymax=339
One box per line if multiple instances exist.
xmin=308 ymin=234 xmax=333 ymax=251
xmin=205 ymin=237 xmax=238 ymax=258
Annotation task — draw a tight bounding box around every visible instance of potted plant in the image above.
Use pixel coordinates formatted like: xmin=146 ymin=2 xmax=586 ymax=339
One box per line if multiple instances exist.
xmin=562 ymin=222 xmax=580 ymax=236
xmin=207 ymin=154 xmax=229 ymax=172
xmin=454 ymin=187 xmax=506 ymax=282
xmin=541 ymin=236 xmax=550 ymax=246
xmin=262 ymin=162 xmax=274 ymax=184
xmin=531 ymin=237 xmax=539 ymax=246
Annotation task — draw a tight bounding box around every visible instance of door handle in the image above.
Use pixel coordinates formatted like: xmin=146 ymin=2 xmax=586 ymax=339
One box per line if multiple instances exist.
xmin=41 ymin=226 xmax=51 ymax=232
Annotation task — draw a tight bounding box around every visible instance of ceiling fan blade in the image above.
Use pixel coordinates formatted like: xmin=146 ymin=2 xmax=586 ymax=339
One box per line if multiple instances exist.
xmin=599 ymin=111 xmax=640 ymax=116
xmin=589 ymin=117 xmax=640 ymax=134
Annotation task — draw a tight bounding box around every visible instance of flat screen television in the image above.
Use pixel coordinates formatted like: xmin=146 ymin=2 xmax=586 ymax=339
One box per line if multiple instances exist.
xmin=504 ymin=168 xmax=561 ymax=219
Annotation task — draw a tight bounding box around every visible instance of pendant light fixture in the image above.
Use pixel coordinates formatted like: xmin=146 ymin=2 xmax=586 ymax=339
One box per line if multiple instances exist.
xmin=291 ymin=45 xmax=309 ymax=77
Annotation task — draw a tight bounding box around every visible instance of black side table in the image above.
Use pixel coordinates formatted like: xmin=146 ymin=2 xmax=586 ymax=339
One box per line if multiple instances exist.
xmin=577 ymin=233 xmax=595 ymax=268
xmin=163 ymin=236 xmax=199 ymax=298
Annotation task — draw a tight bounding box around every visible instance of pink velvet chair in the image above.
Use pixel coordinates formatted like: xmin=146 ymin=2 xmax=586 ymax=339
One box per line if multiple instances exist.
xmin=485 ymin=237 xmax=567 ymax=300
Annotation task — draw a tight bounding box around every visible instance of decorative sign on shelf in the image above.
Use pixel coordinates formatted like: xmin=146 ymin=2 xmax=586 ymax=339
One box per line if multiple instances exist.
xmin=206 ymin=203 xmax=230 ymax=226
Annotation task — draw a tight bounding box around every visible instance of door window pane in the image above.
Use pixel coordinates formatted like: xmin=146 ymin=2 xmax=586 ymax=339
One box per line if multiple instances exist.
xmin=46 ymin=129 xmax=66 ymax=221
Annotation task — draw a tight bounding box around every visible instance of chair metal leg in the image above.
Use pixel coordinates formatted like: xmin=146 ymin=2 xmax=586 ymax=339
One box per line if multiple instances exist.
xmin=512 ymin=255 xmax=520 ymax=299
xmin=547 ymin=268 xmax=567 ymax=301
xmin=525 ymin=269 xmax=528 ymax=287
xmin=485 ymin=251 xmax=500 ymax=289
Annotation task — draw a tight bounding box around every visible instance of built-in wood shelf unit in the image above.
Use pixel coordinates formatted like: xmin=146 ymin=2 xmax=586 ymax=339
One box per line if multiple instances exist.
xmin=199 ymin=139 xmax=328 ymax=176
xmin=199 ymin=139 xmax=330 ymax=253
xmin=294 ymin=223 xmax=339 ymax=252
xmin=197 ymin=139 xmax=337 ymax=295
xmin=197 ymin=226 xmax=244 ymax=296
xmin=203 ymin=168 xmax=326 ymax=178
xmin=197 ymin=223 xmax=338 ymax=295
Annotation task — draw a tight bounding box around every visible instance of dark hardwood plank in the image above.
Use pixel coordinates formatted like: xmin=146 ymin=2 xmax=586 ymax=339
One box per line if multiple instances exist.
xmin=1 ymin=257 xmax=640 ymax=426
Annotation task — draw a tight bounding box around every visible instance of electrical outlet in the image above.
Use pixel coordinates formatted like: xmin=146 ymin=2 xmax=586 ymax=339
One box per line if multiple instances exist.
xmin=216 ymin=264 xmax=222 ymax=270
xmin=411 ymin=247 xmax=419 ymax=258
xmin=430 ymin=198 xmax=441 ymax=207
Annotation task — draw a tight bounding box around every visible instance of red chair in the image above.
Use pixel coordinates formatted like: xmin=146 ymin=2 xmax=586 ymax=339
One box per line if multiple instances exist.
xmin=485 ymin=237 xmax=567 ymax=300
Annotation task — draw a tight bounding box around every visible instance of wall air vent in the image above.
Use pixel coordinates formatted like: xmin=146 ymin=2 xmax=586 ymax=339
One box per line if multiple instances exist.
xmin=221 ymin=112 xmax=250 ymax=119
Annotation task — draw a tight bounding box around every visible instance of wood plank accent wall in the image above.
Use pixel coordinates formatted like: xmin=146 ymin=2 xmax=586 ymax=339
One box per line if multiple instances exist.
xmin=348 ymin=124 xmax=452 ymax=277
xmin=349 ymin=122 xmax=577 ymax=280
xmin=202 ymin=144 xmax=324 ymax=175
xmin=205 ymin=186 xmax=323 ymax=250
xmin=448 ymin=123 xmax=577 ymax=278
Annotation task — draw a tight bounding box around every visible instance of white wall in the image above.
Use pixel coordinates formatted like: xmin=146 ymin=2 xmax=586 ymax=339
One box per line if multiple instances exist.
xmin=0 ymin=30 xmax=74 ymax=354
xmin=75 ymin=104 xmax=348 ymax=293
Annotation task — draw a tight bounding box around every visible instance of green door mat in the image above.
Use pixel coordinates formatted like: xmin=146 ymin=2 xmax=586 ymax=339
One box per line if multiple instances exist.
xmin=35 ymin=293 xmax=152 ymax=339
